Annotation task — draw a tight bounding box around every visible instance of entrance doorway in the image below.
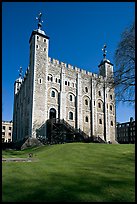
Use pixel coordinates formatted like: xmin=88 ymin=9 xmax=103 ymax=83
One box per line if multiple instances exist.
xmin=49 ymin=108 xmax=56 ymax=119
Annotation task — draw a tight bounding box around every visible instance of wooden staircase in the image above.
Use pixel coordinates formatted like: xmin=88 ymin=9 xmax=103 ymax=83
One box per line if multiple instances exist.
xmin=45 ymin=119 xmax=106 ymax=144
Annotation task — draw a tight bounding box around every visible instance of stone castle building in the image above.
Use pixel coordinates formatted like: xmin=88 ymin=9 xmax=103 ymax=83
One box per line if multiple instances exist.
xmin=13 ymin=13 xmax=116 ymax=144
xmin=2 ymin=121 xmax=13 ymax=143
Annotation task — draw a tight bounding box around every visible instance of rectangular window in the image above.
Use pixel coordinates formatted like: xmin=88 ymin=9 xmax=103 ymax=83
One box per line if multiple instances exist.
xmin=65 ymin=81 xmax=67 ymax=85
xmin=9 ymin=127 xmax=12 ymax=130
xmin=2 ymin=126 xmax=5 ymax=130
xmin=9 ymin=132 xmax=11 ymax=136
xmin=2 ymin=132 xmax=5 ymax=136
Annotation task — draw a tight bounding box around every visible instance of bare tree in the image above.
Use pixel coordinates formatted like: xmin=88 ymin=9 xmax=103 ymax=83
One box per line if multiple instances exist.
xmin=114 ymin=22 xmax=135 ymax=104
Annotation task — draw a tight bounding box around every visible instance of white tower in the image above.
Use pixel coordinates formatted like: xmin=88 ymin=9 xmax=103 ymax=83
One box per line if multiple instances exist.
xmin=29 ymin=13 xmax=49 ymax=138
xmin=98 ymin=45 xmax=116 ymax=142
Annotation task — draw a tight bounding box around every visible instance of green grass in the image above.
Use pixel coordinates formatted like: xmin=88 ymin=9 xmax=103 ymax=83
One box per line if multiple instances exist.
xmin=2 ymin=143 xmax=135 ymax=202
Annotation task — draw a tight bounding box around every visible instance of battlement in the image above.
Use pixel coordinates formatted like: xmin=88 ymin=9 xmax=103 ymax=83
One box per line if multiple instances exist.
xmin=48 ymin=57 xmax=103 ymax=78
xmin=15 ymin=66 xmax=30 ymax=95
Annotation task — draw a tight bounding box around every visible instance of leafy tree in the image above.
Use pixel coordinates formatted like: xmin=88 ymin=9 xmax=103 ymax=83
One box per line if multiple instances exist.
xmin=114 ymin=22 xmax=135 ymax=104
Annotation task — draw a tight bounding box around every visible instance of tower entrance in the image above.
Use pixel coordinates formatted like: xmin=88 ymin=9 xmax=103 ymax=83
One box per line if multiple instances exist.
xmin=49 ymin=108 xmax=56 ymax=119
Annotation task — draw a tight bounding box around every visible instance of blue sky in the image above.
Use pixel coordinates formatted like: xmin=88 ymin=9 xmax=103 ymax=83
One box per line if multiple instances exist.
xmin=2 ymin=2 xmax=135 ymax=123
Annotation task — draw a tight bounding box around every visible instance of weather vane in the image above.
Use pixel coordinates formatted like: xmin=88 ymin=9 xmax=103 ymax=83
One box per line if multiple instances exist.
xmin=18 ymin=66 xmax=23 ymax=78
xmin=36 ymin=12 xmax=43 ymax=29
xmin=102 ymin=44 xmax=107 ymax=59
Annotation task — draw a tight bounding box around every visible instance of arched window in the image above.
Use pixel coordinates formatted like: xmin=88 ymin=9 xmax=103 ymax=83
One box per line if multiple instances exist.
xmin=48 ymin=75 xmax=53 ymax=82
xmin=69 ymin=112 xmax=73 ymax=120
xmin=70 ymin=95 xmax=73 ymax=101
xmin=110 ymin=105 xmax=112 ymax=111
xmin=38 ymin=78 xmax=42 ymax=84
xmin=99 ymin=119 xmax=102 ymax=124
xmin=85 ymin=99 xmax=88 ymax=105
xmin=49 ymin=108 xmax=56 ymax=119
xmin=85 ymin=116 xmax=88 ymax=122
xmin=85 ymin=87 xmax=88 ymax=93
xmin=51 ymin=90 xmax=55 ymax=97
xmin=98 ymin=102 xmax=101 ymax=108
xmin=111 ymin=121 xmax=113 ymax=126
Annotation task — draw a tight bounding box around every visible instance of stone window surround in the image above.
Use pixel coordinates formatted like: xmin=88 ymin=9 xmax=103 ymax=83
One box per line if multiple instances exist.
xmin=98 ymin=102 xmax=101 ymax=108
xmin=110 ymin=94 xmax=113 ymax=100
xmin=110 ymin=105 xmax=113 ymax=111
xmin=85 ymin=116 xmax=89 ymax=123
xmin=70 ymin=94 xmax=73 ymax=102
xmin=38 ymin=78 xmax=42 ymax=84
xmin=99 ymin=118 xmax=102 ymax=124
xmin=51 ymin=90 xmax=55 ymax=97
xmin=111 ymin=121 xmax=113 ymax=126
xmin=85 ymin=99 xmax=88 ymax=106
xmin=98 ymin=91 xmax=101 ymax=96
xmin=68 ymin=111 xmax=74 ymax=121
xmin=48 ymin=74 xmax=53 ymax=82
xmin=85 ymin=87 xmax=88 ymax=93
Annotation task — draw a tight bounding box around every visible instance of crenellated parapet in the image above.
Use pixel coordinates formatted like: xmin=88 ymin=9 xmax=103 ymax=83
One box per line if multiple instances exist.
xmin=48 ymin=57 xmax=105 ymax=80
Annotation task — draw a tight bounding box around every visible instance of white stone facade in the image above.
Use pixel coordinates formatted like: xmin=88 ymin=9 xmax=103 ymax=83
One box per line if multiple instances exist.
xmin=13 ymin=25 xmax=116 ymax=143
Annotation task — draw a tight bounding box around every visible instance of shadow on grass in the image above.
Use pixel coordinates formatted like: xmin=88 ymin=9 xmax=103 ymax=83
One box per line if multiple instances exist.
xmin=2 ymin=170 xmax=135 ymax=202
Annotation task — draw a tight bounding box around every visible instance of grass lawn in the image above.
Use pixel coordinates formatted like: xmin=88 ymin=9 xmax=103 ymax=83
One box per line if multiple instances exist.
xmin=2 ymin=143 xmax=135 ymax=202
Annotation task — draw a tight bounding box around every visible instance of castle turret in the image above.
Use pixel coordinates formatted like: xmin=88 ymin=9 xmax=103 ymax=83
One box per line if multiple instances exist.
xmin=98 ymin=45 xmax=116 ymax=143
xmin=14 ymin=67 xmax=23 ymax=94
xmin=98 ymin=44 xmax=113 ymax=78
xmin=29 ymin=13 xmax=49 ymax=138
